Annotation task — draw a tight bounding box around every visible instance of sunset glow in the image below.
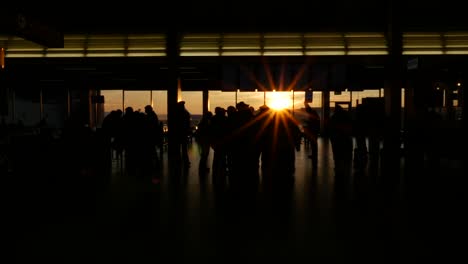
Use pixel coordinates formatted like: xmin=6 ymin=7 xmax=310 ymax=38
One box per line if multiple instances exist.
xmin=268 ymin=91 xmax=292 ymax=110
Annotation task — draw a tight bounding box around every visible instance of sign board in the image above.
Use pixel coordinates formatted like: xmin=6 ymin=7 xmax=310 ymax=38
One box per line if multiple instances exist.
xmin=15 ymin=13 xmax=64 ymax=48
xmin=91 ymin=95 xmax=105 ymax=104
xmin=305 ymin=89 xmax=313 ymax=102
xmin=0 ymin=48 xmax=4 ymax=69
xmin=407 ymin=57 xmax=418 ymax=70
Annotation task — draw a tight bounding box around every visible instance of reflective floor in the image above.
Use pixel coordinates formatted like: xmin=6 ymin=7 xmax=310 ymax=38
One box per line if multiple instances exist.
xmin=10 ymin=138 xmax=466 ymax=261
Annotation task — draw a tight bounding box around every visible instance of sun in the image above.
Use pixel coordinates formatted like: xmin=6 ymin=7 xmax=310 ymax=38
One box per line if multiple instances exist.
xmin=268 ymin=92 xmax=291 ymax=110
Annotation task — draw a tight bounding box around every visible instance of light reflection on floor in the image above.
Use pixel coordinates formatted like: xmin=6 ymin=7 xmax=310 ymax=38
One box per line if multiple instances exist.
xmin=13 ymin=137 xmax=462 ymax=260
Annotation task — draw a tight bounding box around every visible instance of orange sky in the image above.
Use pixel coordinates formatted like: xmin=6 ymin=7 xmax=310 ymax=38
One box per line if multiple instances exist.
xmin=102 ymin=89 xmax=387 ymax=116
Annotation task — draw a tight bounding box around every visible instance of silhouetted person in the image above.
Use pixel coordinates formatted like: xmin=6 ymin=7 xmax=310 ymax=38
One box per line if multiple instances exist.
xmin=106 ymin=109 xmax=124 ymax=160
xmin=229 ymin=101 xmax=260 ymax=193
xmin=145 ymin=105 xmax=162 ymax=169
xmin=329 ymin=105 xmax=353 ymax=176
xmin=122 ymin=107 xmax=139 ymax=176
xmin=304 ymin=101 xmax=320 ymax=168
xmin=424 ymin=107 xmax=443 ymax=171
xmin=365 ymin=99 xmax=385 ymax=172
xmin=0 ymin=117 xmax=6 ymax=136
xmin=261 ymin=108 xmax=301 ymax=190
xmin=173 ymin=101 xmax=192 ymax=166
xmin=195 ymin=111 xmax=212 ymax=174
xmin=61 ymin=114 xmax=102 ymax=194
xmin=210 ymin=107 xmax=228 ymax=185
xmin=158 ymin=121 xmax=165 ymax=157
xmin=353 ymin=103 xmax=368 ymax=170
xmin=225 ymin=105 xmax=237 ymax=177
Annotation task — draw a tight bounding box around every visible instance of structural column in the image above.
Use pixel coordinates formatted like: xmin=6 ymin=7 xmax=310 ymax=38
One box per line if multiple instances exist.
xmin=166 ymin=31 xmax=182 ymax=162
xmin=382 ymin=1 xmax=403 ymax=178
xmin=202 ymin=88 xmax=209 ymax=114
xmin=321 ymin=68 xmax=331 ymax=137
xmin=0 ymin=67 xmax=8 ymax=119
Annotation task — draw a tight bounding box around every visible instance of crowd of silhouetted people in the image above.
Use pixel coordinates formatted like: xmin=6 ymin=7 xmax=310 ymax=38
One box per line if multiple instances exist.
xmin=195 ymin=102 xmax=303 ymax=193
xmin=0 ymin=99 xmax=382 ymax=191
xmin=2 ymin=95 xmax=462 ymax=198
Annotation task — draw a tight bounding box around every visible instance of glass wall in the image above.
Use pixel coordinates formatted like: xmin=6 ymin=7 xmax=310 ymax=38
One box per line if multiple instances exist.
xmin=124 ymin=91 xmax=151 ymax=113
xmin=15 ymin=88 xmax=41 ymax=127
xmin=209 ymin=91 xmax=236 ymax=110
xmin=151 ymin=91 xmax=167 ymax=121
xmin=292 ymin=91 xmax=322 ymax=125
xmin=180 ymin=91 xmax=202 ymax=116
xmin=330 ymin=91 xmax=352 ymax=109
xmin=237 ymin=91 xmax=265 ymax=110
xmin=102 ymin=89 xmax=169 ymax=121
xmin=42 ymin=87 xmax=67 ymax=129
xmin=351 ymin=89 xmax=381 ymax=107
xmin=265 ymin=91 xmax=293 ymax=110
xmin=102 ymin=90 xmax=123 ymax=114
xmin=180 ymin=91 xmax=202 ymax=124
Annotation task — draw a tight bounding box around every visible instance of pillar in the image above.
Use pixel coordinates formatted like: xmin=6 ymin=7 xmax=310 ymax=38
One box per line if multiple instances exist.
xmin=0 ymin=68 xmax=8 ymax=118
xmin=202 ymin=88 xmax=209 ymax=114
xmin=382 ymin=1 xmax=403 ymax=178
xmin=166 ymin=31 xmax=182 ymax=161
xmin=463 ymin=75 xmax=468 ymax=125
xmin=321 ymin=68 xmax=331 ymax=137
xmin=39 ymin=87 xmax=43 ymax=121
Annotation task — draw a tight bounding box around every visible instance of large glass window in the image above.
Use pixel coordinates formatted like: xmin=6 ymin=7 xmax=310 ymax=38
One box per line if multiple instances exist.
xmin=102 ymin=90 xmax=123 ymax=116
xmin=293 ymin=91 xmax=323 ymax=125
xmin=209 ymin=91 xmax=236 ymax=110
xmin=265 ymin=91 xmax=293 ymax=110
xmin=151 ymin=90 xmax=167 ymax=121
xmin=237 ymin=91 xmax=265 ymax=110
xmin=330 ymin=91 xmax=351 ymax=108
xmin=42 ymin=87 xmax=67 ymax=128
xmin=351 ymin=89 xmax=381 ymax=107
xmin=124 ymin=90 xmax=151 ymax=112
xmin=293 ymin=91 xmax=322 ymax=109
xmin=15 ymin=87 xmax=41 ymax=127
xmin=181 ymin=91 xmax=202 ymax=123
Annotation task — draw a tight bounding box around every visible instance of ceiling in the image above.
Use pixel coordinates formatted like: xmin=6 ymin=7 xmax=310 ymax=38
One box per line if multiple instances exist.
xmin=2 ymin=0 xmax=468 ymax=93
xmin=3 ymin=0 xmax=468 ymax=34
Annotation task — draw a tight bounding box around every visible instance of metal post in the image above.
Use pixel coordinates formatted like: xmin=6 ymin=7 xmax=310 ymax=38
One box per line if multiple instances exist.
xmin=122 ymin=90 xmax=125 ymax=112
xmin=382 ymin=0 xmax=403 ymax=178
xmin=67 ymin=88 xmax=71 ymax=118
xmin=292 ymin=90 xmax=295 ymax=115
xmin=12 ymin=88 xmax=16 ymax=122
xmin=150 ymin=90 xmax=153 ymax=107
xmin=202 ymin=89 xmax=209 ymax=114
xmin=39 ymin=87 xmax=43 ymax=121
xmin=95 ymin=90 xmax=99 ymax=129
xmin=166 ymin=31 xmax=182 ymax=165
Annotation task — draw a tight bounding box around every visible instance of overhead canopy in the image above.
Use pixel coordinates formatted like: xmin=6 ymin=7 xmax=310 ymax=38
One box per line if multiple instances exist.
xmin=2 ymin=1 xmax=468 ymax=92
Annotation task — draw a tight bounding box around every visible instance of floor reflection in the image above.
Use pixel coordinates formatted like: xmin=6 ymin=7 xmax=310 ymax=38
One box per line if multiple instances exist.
xmin=12 ymin=137 xmax=463 ymax=260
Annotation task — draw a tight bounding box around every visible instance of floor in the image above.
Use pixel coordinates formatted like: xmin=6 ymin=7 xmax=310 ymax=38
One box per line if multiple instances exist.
xmin=9 ymin=138 xmax=466 ymax=261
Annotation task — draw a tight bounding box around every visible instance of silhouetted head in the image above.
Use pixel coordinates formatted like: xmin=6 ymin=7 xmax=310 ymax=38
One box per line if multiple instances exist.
xmin=259 ymin=104 xmax=270 ymax=112
xmin=227 ymin=106 xmax=236 ymax=116
xmin=215 ymin=107 xmax=226 ymax=116
xmin=125 ymin=107 xmax=134 ymax=115
xmin=236 ymin=101 xmax=249 ymax=111
xmin=144 ymin=105 xmax=153 ymax=113
xmin=204 ymin=111 xmax=213 ymax=119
